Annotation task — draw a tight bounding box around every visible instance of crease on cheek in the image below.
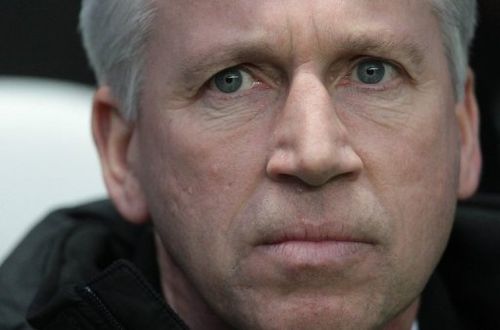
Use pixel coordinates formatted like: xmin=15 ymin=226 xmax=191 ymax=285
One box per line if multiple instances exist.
xmin=141 ymin=104 xmax=269 ymax=247
xmin=198 ymin=91 xmax=279 ymax=132
xmin=334 ymin=92 xmax=417 ymax=131
xmin=198 ymin=106 xmax=263 ymax=132
xmin=138 ymin=117 xmax=205 ymax=220
xmin=358 ymin=97 xmax=459 ymax=236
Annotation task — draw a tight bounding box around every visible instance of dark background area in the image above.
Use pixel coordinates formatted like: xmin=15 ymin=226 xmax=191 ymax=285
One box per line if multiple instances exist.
xmin=0 ymin=0 xmax=94 ymax=84
xmin=0 ymin=0 xmax=498 ymax=193
xmin=469 ymin=0 xmax=500 ymax=193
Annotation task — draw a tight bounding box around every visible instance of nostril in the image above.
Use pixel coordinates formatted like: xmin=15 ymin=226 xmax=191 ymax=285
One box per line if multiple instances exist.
xmin=271 ymin=171 xmax=359 ymax=190
xmin=266 ymin=142 xmax=363 ymax=187
xmin=270 ymin=173 xmax=321 ymax=191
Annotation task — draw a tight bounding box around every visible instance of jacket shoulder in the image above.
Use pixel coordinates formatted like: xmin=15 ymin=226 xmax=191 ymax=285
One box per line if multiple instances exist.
xmin=439 ymin=195 xmax=500 ymax=328
xmin=0 ymin=200 xmax=124 ymax=330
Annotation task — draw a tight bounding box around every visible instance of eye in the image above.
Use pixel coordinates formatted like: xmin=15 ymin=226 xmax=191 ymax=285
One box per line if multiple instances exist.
xmin=354 ymin=60 xmax=393 ymax=85
xmin=210 ymin=67 xmax=255 ymax=94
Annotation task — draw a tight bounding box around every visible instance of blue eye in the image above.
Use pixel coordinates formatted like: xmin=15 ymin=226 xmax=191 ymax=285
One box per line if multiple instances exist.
xmin=356 ymin=60 xmax=387 ymax=84
xmin=213 ymin=68 xmax=243 ymax=93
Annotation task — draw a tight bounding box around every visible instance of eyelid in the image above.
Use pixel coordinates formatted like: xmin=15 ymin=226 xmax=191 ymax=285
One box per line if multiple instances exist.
xmin=353 ymin=55 xmax=404 ymax=72
xmin=199 ymin=65 xmax=279 ymax=115
xmin=205 ymin=64 xmax=282 ymax=101
xmin=207 ymin=66 xmax=255 ymax=93
xmin=339 ymin=56 xmax=409 ymax=90
xmin=355 ymin=59 xmax=394 ymax=82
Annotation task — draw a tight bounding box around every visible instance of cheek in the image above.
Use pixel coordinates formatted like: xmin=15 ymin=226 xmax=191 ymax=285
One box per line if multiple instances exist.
xmin=349 ymin=95 xmax=460 ymax=284
xmin=136 ymin=110 xmax=271 ymax=275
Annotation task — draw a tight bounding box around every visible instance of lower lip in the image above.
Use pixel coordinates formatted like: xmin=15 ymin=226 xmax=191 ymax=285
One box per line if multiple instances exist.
xmin=257 ymin=240 xmax=372 ymax=268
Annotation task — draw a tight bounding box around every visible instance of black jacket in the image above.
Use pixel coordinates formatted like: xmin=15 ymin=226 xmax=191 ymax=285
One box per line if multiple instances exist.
xmin=0 ymin=198 xmax=499 ymax=330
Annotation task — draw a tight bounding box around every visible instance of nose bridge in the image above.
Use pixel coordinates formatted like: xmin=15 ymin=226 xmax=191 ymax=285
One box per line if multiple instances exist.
xmin=287 ymin=72 xmax=343 ymax=153
xmin=279 ymin=70 xmax=349 ymax=162
xmin=266 ymin=69 xmax=362 ymax=186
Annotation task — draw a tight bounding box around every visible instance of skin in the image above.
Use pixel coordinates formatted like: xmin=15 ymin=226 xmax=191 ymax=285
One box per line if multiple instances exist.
xmin=92 ymin=0 xmax=482 ymax=329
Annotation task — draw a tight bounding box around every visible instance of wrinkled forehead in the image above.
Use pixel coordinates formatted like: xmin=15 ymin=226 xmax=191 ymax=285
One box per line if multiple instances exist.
xmin=150 ymin=0 xmax=441 ymax=60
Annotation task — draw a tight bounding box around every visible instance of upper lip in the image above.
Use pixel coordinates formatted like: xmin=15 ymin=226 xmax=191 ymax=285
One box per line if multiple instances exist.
xmin=258 ymin=223 xmax=376 ymax=246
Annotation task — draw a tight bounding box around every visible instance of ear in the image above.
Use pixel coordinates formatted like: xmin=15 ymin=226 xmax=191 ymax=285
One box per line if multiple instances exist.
xmin=92 ymin=86 xmax=149 ymax=224
xmin=456 ymin=69 xmax=482 ymax=199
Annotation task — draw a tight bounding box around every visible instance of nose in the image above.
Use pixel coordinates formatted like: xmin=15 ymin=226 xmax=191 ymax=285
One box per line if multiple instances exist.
xmin=266 ymin=73 xmax=363 ymax=187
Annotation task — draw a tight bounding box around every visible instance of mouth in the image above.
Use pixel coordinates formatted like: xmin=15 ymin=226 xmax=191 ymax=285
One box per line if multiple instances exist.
xmin=256 ymin=224 xmax=376 ymax=268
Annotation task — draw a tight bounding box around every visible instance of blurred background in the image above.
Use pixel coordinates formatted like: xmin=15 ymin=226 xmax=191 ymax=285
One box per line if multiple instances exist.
xmin=0 ymin=0 xmax=104 ymax=263
xmin=0 ymin=0 xmax=499 ymax=262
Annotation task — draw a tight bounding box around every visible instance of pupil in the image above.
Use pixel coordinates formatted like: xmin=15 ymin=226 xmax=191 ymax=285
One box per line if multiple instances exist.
xmin=214 ymin=69 xmax=243 ymax=93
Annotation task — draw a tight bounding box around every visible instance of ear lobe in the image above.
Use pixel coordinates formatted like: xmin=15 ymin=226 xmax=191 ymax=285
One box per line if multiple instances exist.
xmin=457 ymin=69 xmax=482 ymax=199
xmin=92 ymin=87 xmax=149 ymax=224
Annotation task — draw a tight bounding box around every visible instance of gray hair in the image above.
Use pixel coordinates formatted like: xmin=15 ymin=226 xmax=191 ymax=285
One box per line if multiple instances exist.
xmin=80 ymin=0 xmax=155 ymax=120
xmin=80 ymin=0 xmax=477 ymax=120
xmin=430 ymin=0 xmax=478 ymax=100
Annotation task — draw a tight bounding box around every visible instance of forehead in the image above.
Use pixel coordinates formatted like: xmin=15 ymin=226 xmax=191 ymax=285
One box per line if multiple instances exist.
xmin=152 ymin=0 xmax=439 ymax=52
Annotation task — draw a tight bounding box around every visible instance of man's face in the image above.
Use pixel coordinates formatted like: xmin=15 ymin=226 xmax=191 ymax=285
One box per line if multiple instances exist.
xmin=124 ymin=0 xmax=478 ymax=328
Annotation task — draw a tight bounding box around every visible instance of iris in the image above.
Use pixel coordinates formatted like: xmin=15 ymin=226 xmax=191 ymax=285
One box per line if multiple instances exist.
xmin=357 ymin=60 xmax=386 ymax=84
xmin=214 ymin=68 xmax=243 ymax=93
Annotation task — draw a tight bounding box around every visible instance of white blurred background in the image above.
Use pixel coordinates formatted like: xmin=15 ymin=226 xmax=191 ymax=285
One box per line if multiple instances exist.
xmin=0 ymin=77 xmax=106 ymax=263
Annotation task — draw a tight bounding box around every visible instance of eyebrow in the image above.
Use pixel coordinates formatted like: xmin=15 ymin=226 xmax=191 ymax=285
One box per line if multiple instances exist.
xmin=333 ymin=34 xmax=426 ymax=69
xmin=176 ymin=41 xmax=279 ymax=88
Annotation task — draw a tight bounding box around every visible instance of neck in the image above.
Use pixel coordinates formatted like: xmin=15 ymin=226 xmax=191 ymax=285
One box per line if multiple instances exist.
xmin=383 ymin=299 xmax=420 ymax=330
xmin=155 ymin=234 xmax=231 ymax=330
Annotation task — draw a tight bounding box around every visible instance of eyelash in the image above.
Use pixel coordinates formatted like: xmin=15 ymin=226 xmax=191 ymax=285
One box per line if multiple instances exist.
xmin=204 ymin=66 xmax=273 ymax=104
xmin=342 ymin=57 xmax=406 ymax=91
xmin=199 ymin=66 xmax=276 ymax=113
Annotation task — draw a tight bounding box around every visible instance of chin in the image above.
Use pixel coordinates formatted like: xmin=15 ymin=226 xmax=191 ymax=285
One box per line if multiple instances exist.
xmin=254 ymin=307 xmax=378 ymax=330
xmin=223 ymin=293 xmax=394 ymax=330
